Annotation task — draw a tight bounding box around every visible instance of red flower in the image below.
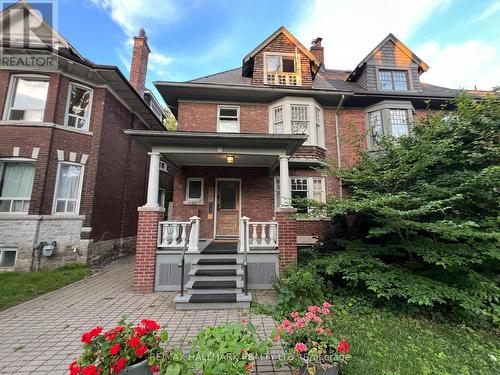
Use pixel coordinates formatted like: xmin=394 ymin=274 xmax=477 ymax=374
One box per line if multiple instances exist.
xmin=294 ymin=343 xmax=308 ymax=352
xmin=112 ymin=357 xmax=127 ymax=373
xmin=245 ymin=363 xmax=253 ymax=371
xmin=141 ymin=319 xmax=160 ymax=331
xmin=81 ymin=326 xmax=102 ymax=344
xmin=129 ymin=336 xmax=141 ymax=348
xmin=150 ymin=364 xmax=160 ymax=373
xmin=337 ymin=339 xmax=350 ymax=354
xmin=69 ymin=361 xmax=80 ymax=375
xmin=110 ymin=343 xmax=120 ymax=355
xmin=325 ymin=328 xmax=333 ymax=336
xmin=135 ymin=326 xmax=148 ymax=336
xmin=81 ymin=365 xmax=101 ymax=375
xmin=135 ymin=345 xmax=148 ymax=357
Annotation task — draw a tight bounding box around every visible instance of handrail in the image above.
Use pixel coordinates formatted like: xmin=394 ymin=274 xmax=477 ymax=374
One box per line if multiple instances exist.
xmin=243 ymin=217 xmax=248 ymax=295
xmin=177 ymin=218 xmax=195 ymax=297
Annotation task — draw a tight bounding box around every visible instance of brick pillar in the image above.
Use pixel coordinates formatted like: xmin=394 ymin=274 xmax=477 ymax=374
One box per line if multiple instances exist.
xmin=276 ymin=207 xmax=297 ymax=269
xmin=133 ymin=206 xmax=164 ymax=293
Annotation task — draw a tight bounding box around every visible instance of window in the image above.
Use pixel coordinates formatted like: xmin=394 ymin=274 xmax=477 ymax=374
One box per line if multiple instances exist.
xmin=264 ymin=54 xmax=300 ymax=86
xmin=6 ymin=76 xmax=49 ymax=121
xmin=315 ymin=107 xmax=323 ymax=147
xmin=273 ymin=106 xmax=284 ymax=134
xmin=389 ymin=109 xmax=409 ymax=137
xmin=65 ymin=83 xmax=93 ymax=130
xmin=185 ymin=178 xmax=204 ymax=203
xmin=0 ymin=249 xmax=17 ymax=268
xmin=291 ymin=105 xmax=309 ymax=134
xmin=0 ymin=162 xmax=35 ymax=213
xmin=274 ymin=176 xmax=326 ymax=210
xmin=378 ymin=70 xmax=409 ymax=91
xmin=217 ymin=106 xmax=239 ymax=133
xmin=158 ymin=188 xmax=167 ymax=209
xmin=159 ymin=161 xmax=168 ymax=172
xmin=53 ymin=163 xmax=84 ymax=214
xmin=368 ymin=110 xmax=383 ymax=145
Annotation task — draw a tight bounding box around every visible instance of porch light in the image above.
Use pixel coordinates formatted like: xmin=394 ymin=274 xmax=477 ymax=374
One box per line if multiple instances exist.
xmin=225 ymin=155 xmax=235 ymax=164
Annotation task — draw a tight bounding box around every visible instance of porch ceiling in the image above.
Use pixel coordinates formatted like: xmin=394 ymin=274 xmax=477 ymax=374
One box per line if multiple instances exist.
xmin=124 ymin=130 xmax=308 ymax=168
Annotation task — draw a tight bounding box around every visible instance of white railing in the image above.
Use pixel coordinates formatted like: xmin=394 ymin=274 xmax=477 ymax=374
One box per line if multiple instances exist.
xmin=158 ymin=216 xmax=200 ymax=252
xmin=239 ymin=216 xmax=278 ymax=252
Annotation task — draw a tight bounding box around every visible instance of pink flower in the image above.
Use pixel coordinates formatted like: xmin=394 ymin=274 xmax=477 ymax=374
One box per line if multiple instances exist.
xmin=294 ymin=343 xmax=308 ymax=353
xmin=241 ymin=319 xmax=247 ymax=324
xmin=308 ymin=306 xmax=321 ymax=314
xmin=323 ymin=302 xmax=332 ymax=309
xmin=321 ymin=308 xmax=330 ymax=315
xmin=280 ymin=319 xmax=292 ymax=328
xmin=291 ymin=312 xmax=299 ymax=319
xmin=316 ymin=327 xmax=324 ymax=334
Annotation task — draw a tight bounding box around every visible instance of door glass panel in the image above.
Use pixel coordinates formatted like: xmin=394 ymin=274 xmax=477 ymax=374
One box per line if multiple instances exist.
xmin=220 ymin=182 xmax=237 ymax=209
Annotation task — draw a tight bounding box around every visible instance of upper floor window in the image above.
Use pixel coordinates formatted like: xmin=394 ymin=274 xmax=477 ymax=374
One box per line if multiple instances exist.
xmin=269 ymin=98 xmax=325 ymax=148
xmin=53 ymin=162 xmax=84 ymax=214
xmin=366 ymin=101 xmax=414 ymax=149
xmin=378 ymin=69 xmax=409 ymax=91
xmin=5 ymin=76 xmax=49 ymax=121
xmin=65 ymin=83 xmax=93 ymax=130
xmin=264 ymin=53 xmax=301 ymax=86
xmin=217 ymin=105 xmax=239 ymax=133
xmin=0 ymin=161 xmax=35 ymax=213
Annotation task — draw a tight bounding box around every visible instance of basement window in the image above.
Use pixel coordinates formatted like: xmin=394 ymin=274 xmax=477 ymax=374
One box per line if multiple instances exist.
xmin=0 ymin=249 xmax=17 ymax=268
xmin=65 ymin=83 xmax=93 ymax=130
xmin=5 ymin=76 xmax=49 ymax=121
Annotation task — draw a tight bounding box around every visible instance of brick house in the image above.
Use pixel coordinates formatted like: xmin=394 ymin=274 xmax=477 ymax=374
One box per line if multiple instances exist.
xmin=0 ymin=2 xmax=171 ymax=271
xmin=128 ymin=26 xmax=461 ymax=308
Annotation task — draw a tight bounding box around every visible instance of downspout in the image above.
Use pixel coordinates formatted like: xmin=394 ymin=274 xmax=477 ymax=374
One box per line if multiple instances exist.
xmin=334 ymin=95 xmax=346 ymax=197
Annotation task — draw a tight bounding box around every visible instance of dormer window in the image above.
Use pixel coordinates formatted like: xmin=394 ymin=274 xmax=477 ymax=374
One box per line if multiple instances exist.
xmin=378 ymin=69 xmax=409 ymax=91
xmin=264 ymin=53 xmax=301 ymax=86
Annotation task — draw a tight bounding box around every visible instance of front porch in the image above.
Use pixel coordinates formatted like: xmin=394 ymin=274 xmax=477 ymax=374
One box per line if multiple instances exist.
xmin=126 ymin=130 xmax=306 ymax=308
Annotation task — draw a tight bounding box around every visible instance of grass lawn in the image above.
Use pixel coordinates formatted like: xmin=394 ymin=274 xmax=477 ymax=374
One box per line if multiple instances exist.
xmin=252 ymin=303 xmax=500 ymax=375
xmin=0 ymin=264 xmax=89 ymax=310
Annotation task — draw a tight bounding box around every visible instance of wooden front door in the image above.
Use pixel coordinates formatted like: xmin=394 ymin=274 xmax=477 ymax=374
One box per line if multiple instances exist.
xmin=216 ymin=180 xmax=240 ymax=237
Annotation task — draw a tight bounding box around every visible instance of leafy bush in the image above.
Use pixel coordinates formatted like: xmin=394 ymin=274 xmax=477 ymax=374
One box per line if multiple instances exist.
xmin=273 ymin=266 xmax=326 ymax=315
xmin=188 ymin=321 xmax=272 ymax=374
xmin=304 ymin=93 xmax=500 ymax=326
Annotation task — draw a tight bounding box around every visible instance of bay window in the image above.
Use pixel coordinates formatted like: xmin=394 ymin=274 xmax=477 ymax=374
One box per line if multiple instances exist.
xmin=53 ymin=163 xmax=84 ymax=214
xmin=65 ymin=83 xmax=93 ymax=130
xmin=269 ymin=98 xmax=325 ymax=147
xmin=5 ymin=76 xmax=49 ymax=121
xmin=0 ymin=161 xmax=35 ymax=213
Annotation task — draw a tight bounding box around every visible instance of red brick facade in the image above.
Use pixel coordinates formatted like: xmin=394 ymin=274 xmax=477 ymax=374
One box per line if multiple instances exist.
xmin=276 ymin=209 xmax=298 ymax=268
xmin=133 ymin=208 xmax=164 ymax=292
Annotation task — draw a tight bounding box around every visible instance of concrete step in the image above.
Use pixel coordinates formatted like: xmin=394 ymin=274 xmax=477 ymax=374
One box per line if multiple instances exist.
xmin=174 ymin=292 xmax=252 ymax=310
xmin=192 ymin=280 xmax=237 ymax=289
xmin=190 ymin=264 xmax=241 ymax=272
xmin=196 ymin=258 xmax=238 ymax=266
xmin=189 ymin=275 xmax=243 ymax=282
xmin=192 ymin=269 xmax=239 ymax=277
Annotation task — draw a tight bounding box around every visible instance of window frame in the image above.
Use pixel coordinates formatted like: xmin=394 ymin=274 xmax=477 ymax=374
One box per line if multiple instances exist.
xmin=0 ymin=159 xmax=36 ymax=214
xmin=3 ymin=74 xmax=50 ymax=122
xmin=365 ymin=101 xmax=415 ymax=149
xmin=274 ymin=176 xmax=326 ymax=210
xmin=64 ymin=82 xmax=94 ymax=131
xmin=0 ymin=248 xmax=17 ymax=269
xmin=159 ymin=160 xmax=168 ymax=172
xmin=377 ymin=69 xmax=411 ymax=91
xmin=52 ymin=162 xmax=85 ymax=215
xmin=185 ymin=177 xmax=204 ymax=204
xmin=216 ymin=105 xmax=240 ymax=133
xmin=263 ymin=52 xmax=301 ymax=86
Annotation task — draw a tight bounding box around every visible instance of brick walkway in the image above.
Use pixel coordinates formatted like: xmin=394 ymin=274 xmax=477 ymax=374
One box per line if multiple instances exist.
xmin=0 ymin=257 xmax=290 ymax=374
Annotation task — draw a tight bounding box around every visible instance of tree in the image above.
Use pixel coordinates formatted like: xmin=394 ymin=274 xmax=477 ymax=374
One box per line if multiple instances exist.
xmin=307 ymin=93 xmax=500 ymax=325
xmin=163 ymin=107 xmax=177 ymax=131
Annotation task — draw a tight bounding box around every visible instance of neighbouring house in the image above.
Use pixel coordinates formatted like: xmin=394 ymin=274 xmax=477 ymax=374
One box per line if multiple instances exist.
xmin=0 ymin=2 xmax=172 ymax=271
xmin=127 ymin=26 xmax=463 ymax=308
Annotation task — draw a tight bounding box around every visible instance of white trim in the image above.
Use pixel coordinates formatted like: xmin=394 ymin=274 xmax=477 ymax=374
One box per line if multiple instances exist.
xmin=31 ymin=147 xmax=40 ymax=159
xmin=12 ymin=147 xmax=19 ymax=157
xmin=80 ymin=154 xmax=89 ymax=165
xmin=214 ymin=178 xmax=242 ymax=238
xmin=2 ymin=74 xmax=50 ymax=122
xmin=57 ymin=150 xmax=65 ymax=161
xmin=63 ymin=82 xmax=94 ymax=131
xmin=185 ymin=177 xmax=204 ymax=204
xmin=69 ymin=152 xmax=77 ymax=162
xmin=0 ymin=248 xmax=17 ymax=269
xmin=217 ymin=105 xmax=240 ymax=133
xmin=0 ymin=121 xmax=94 ymax=136
xmin=52 ymin=162 xmax=85 ymax=215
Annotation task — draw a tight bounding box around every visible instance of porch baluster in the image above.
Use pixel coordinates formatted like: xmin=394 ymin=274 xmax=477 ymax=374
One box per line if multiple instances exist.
xmin=269 ymin=223 xmax=277 ymax=246
xmin=260 ymin=224 xmax=267 ymax=245
xmin=180 ymin=224 xmax=187 ymax=247
xmin=251 ymin=224 xmax=258 ymax=246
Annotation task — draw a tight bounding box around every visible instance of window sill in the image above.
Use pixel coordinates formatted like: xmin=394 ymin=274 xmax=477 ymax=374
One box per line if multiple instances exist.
xmin=0 ymin=121 xmax=93 ymax=136
xmin=183 ymin=200 xmax=204 ymax=206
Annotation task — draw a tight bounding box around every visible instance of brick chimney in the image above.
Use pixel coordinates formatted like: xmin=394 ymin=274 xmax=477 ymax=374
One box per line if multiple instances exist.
xmin=310 ymin=37 xmax=324 ymax=69
xmin=130 ymin=28 xmax=150 ymax=97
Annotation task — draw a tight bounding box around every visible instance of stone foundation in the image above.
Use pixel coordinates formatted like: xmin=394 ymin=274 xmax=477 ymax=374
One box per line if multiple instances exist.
xmin=87 ymin=236 xmax=136 ymax=267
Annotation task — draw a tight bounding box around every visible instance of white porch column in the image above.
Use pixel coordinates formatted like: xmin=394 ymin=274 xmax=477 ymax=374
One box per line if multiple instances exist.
xmin=145 ymin=151 xmax=160 ymax=207
xmin=279 ymin=155 xmax=291 ymax=208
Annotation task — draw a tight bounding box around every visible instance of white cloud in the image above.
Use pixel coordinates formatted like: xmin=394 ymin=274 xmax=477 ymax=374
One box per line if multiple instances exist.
xmin=88 ymin=0 xmax=180 ymax=36
xmin=415 ymin=40 xmax=499 ymax=90
xmin=294 ymin=0 xmax=451 ymax=70
xmin=474 ymin=1 xmax=500 ymax=22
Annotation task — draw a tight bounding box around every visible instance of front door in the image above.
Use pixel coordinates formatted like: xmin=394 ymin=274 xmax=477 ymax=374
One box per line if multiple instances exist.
xmin=216 ymin=180 xmax=240 ymax=237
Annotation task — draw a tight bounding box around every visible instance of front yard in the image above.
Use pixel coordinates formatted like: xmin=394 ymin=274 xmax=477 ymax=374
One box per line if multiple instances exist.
xmin=0 ymin=264 xmax=89 ymax=310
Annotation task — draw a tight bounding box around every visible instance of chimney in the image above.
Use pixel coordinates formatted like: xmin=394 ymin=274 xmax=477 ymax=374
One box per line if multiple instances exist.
xmin=310 ymin=37 xmax=324 ymax=69
xmin=130 ymin=28 xmax=150 ymax=97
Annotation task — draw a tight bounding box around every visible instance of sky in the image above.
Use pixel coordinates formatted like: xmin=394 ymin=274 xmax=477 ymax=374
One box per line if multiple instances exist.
xmin=11 ymin=0 xmax=500 ymax=101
